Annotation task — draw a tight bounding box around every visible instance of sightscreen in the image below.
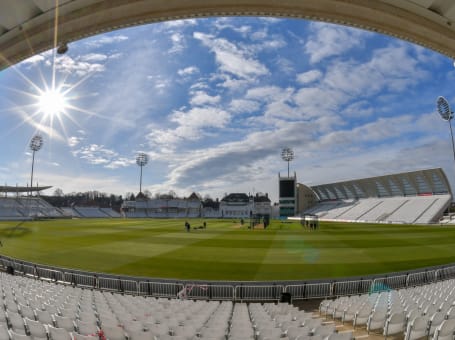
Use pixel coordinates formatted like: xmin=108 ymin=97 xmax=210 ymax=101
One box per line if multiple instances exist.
xmin=280 ymin=179 xmax=295 ymax=197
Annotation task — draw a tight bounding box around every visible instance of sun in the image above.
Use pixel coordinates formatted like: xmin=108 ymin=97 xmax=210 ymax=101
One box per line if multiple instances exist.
xmin=37 ymin=88 xmax=67 ymax=118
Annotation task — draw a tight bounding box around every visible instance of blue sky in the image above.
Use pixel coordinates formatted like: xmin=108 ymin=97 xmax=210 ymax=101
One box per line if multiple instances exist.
xmin=0 ymin=17 xmax=454 ymax=202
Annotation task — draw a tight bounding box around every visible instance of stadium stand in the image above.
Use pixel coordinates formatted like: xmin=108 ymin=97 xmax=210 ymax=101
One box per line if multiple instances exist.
xmin=59 ymin=207 xmax=81 ymax=218
xmin=72 ymin=207 xmax=113 ymax=218
xmin=99 ymin=208 xmax=121 ymax=218
xmin=1 ymin=265 xmax=455 ymax=340
xmin=122 ymin=192 xmax=272 ymax=219
xmin=0 ymin=271 xmax=319 ymax=340
xmin=0 ymin=197 xmax=63 ymax=220
xmin=320 ymin=278 xmax=455 ymax=340
xmin=122 ymin=195 xmax=203 ymax=218
xmin=304 ymin=168 xmax=452 ymax=224
xmin=0 ymin=204 xmax=121 ymax=220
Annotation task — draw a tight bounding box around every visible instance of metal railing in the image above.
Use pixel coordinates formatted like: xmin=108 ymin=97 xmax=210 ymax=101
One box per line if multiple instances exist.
xmin=436 ymin=265 xmax=455 ymax=280
xmin=234 ymin=285 xmax=283 ymax=301
xmin=138 ymin=281 xmax=183 ymax=298
xmin=285 ymin=282 xmax=331 ymax=299
xmin=406 ymin=270 xmax=436 ymax=287
xmin=184 ymin=284 xmax=235 ymax=300
xmin=1 ymin=254 xmax=455 ymax=301
xmin=98 ymin=277 xmax=138 ymax=294
xmin=332 ymin=280 xmax=372 ymax=296
xmin=373 ymin=275 xmax=408 ymax=291
xmin=64 ymin=272 xmax=97 ymax=288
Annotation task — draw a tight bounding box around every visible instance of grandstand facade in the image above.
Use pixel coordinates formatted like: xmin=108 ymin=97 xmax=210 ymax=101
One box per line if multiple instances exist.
xmin=122 ymin=193 xmax=203 ymax=218
xmin=122 ymin=193 xmax=272 ymax=219
xmin=299 ymin=168 xmax=452 ymax=224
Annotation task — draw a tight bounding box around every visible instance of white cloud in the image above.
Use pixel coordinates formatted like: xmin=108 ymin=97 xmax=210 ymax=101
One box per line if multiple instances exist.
xmin=22 ymin=55 xmax=45 ymax=65
xmin=304 ymin=22 xmax=368 ymax=63
xmin=85 ymin=35 xmax=129 ymax=47
xmin=190 ymin=91 xmax=221 ymax=106
xmin=161 ymin=110 xmax=441 ymax=198
xmin=163 ymin=19 xmax=198 ymax=28
xmin=81 ymin=53 xmax=108 ymax=62
xmin=72 ymin=144 xmax=133 ymax=169
xmin=229 ymin=99 xmax=261 ymax=114
xmin=178 ymin=66 xmax=199 ymax=77
xmin=169 ymin=32 xmax=186 ymax=53
xmin=193 ymin=32 xmax=269 ymax=79
xmin=341 ymin=101 xmax=374 ymax=118
xmin=293 ymin=86 xmax=346 ymax=119
xmin=276 ymin=58 xmax=294 ymax=75
xmin=68 ymin=136 xmax=83 ymax=147
xmin=323 ymin=44 xmax=428 ymax=96
xmin=105 ymin=157 xmax=135 ymax=169
xmin=54 ymin=55 xmax=105 ymax=77
xmin=147 ymin=107 xmax=231 ymax=150
xmin=171 ymin=107 xmax=230 ymax=130
xmin=214 ymin=19 xmax=252 ymax=37
xmin=296 ymin=70 xmax=322 ymax=84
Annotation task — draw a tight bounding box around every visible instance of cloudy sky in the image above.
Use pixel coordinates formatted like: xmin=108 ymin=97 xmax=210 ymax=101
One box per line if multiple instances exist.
xmin=0 ymin=17 xmax=454 ymax=202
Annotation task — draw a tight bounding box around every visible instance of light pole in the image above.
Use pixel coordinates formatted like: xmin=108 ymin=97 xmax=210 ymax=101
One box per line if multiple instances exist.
xmin=29 ymin=135 xmax=43 ymax=195
xmin=136 ymin=152 xmax=149 ymax=194
xmin=281 ymin=147 xmax=294 ymax=177
xmin=436 ymin=96 xmax=455 ymax=162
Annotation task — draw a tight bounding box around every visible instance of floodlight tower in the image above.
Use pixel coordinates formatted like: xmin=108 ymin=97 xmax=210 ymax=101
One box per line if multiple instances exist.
xmin=29 ymin=135 xmax=43 ymax=195
xmin=136 ymin=152 xmax=149 ymax=194
xmin=281 ymin=147 xmax=294 ymax=177
xmin=436 ymin=96 xmax=455 ymax=163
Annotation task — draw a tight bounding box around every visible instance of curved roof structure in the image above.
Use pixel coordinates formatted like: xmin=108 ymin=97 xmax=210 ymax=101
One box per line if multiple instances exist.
xmin=0 ymin=1 xmax=455 ymax=70
xmin=0 ymin=185 xmax=52 ymax=193
xmin=311 ymin=168 xmax=452 ymax=200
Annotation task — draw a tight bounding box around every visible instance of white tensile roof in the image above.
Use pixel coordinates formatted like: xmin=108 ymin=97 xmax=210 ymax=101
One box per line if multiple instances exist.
xmin=311 ymin=168 xmax=452 ymax=200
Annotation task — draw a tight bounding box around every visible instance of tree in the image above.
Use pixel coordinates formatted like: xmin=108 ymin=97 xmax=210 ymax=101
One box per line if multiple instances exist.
xmin=54 ymin=188 xmax=64 ymax=197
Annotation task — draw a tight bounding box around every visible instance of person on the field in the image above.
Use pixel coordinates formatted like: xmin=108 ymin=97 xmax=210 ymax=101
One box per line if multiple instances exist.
xmin=185 ymin=221 xmax=190 ymax=232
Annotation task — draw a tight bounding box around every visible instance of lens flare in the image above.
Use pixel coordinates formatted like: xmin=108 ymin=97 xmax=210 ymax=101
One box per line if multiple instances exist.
xmin=38 ymin=88 xmax=67 ymax=118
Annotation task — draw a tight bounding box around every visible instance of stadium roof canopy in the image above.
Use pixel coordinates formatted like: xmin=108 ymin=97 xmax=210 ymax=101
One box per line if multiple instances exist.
xmin=311 ymin=168 xmax=452 ymax=200
xmin=1 ymin=0 xmax=455 ymax=70
xmin=0 ymin=185 xmax=52 ymax=193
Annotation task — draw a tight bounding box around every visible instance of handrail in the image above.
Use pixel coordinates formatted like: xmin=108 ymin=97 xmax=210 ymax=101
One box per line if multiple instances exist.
xmin=2 ymin=254 xmax=455 ymax=301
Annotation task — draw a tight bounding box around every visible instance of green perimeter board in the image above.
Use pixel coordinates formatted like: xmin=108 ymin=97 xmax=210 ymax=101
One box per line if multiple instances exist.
xmin=0 ymin=219 xmax=454 ymax=280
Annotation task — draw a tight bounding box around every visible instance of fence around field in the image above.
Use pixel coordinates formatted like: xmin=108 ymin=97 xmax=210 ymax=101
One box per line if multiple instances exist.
xmin=1 ymin=254 xmax=455 ymax=301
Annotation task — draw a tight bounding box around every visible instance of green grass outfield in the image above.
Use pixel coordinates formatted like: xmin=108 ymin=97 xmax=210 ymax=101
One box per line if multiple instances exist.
xmin=0 ymin=218 xmax=454 ymax=281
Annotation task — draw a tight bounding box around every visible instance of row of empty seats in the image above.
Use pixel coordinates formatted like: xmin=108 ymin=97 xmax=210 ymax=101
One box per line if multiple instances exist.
xmin=5 ymin=266 xmax=455 ymax=339
xmin=0 ymin=271 xmax=356 ymax=340
xmin=60 ymin=207 xmax=119 ymax=219
xmin=320 ymin=278 xmax=455 ymax=340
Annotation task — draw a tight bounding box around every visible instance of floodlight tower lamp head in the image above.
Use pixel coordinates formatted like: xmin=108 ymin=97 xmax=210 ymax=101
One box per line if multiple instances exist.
xmin=136 ymin=152 xmax=149 ymax=167
xmin=437 ymin=96 xmax=453 ymax=121
xmin=30 ymin=135 xmax=44 ymax=152
xmin=281 ymin=147 xmax=294 ymax=177
xmin=436 ymin=96 xmax=455 ymax=163
xmin=281 ymin=147 xmax=294 ymax=162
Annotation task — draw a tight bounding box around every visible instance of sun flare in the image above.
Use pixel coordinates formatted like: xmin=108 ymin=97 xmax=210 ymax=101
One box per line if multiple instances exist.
xmin=38 ymin=88 xmax=67 ymax=118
